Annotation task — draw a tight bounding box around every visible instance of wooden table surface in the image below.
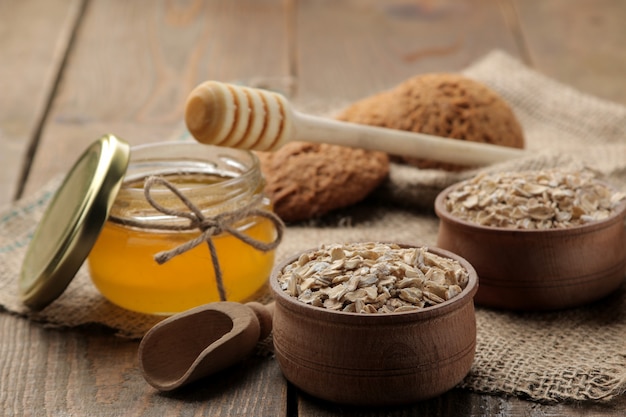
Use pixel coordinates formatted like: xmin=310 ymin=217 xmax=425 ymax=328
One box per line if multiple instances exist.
xmin=2 ymin=0 xmax=625 ymax=415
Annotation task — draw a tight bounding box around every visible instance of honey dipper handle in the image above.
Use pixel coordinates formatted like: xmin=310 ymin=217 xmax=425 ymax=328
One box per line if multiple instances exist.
xmin=292 ymin=111 xmax=526 ymax=166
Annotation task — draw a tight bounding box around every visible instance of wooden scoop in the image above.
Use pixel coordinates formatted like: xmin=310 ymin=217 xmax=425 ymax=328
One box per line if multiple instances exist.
xmin=138 ymin=301 xmax=274 ymax=391
xmin=185 ymin=80 xmax=526 ymax=167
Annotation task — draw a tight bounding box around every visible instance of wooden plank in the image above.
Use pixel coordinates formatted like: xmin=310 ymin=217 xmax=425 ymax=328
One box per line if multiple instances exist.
xmin=291 ymin=0 xmax=521 ymax=113
xmin=0 ymin=317 xmax=287 ymax=416
xmin=23 ymin=0 xmax=291 ymax=195
xmin=513 ymin=0 xmax=626 ymax=105
xmin=298 ymin=388 xmax=626 ymax=416
xmin=0 ymin=0 xmax=83 ymax=203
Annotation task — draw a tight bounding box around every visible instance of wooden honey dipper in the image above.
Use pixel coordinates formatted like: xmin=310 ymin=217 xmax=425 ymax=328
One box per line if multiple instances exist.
xmin=185 ymin=81 xmax=526 ymax=166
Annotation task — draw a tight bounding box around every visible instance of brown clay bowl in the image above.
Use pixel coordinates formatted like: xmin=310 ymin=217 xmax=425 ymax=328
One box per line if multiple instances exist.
xmin=269 ymin=244 xmax=478 ymax=406
xmin=435 ymin=182 xmax=626 ymax=311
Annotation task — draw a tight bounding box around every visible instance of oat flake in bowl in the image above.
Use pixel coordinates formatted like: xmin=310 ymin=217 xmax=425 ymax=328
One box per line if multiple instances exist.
xmin=444 ymin=168 xmax=626 ymax=229
xmin=277 ymin=242 xmax=469 ymax=313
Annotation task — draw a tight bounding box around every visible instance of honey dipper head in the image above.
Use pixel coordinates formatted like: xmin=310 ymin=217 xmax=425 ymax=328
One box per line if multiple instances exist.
xmin=185 ymin=81 xmax=235 ymax=146
xmin=185 ymin=81 xmax=293 ymax=151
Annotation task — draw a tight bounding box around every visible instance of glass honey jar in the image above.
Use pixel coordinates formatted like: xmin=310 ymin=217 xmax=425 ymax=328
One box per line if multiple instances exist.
xmin=19 ymin=135 xmax=282 ymax=315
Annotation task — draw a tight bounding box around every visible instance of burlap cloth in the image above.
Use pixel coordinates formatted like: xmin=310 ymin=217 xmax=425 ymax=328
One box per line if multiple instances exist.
xmin=1 ymin=51 xmax=625 ymax=403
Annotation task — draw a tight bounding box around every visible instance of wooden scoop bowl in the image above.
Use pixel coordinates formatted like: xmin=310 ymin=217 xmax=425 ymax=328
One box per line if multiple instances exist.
xmin=185 ymin=81 xmax=526 ymax=167
xmin=138 ymin=301 xmax=274 ymax=391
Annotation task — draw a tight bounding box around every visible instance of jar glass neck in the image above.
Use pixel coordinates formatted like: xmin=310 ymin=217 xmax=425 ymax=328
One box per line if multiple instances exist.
xmin=110 ymin=143 xmax=265 ymax=225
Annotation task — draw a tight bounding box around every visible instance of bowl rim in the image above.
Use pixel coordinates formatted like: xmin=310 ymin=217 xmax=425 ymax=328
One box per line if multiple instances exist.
xmin=269 ymin=242 xmax=478 ymax=323
xmin=434 ymin=179 xmax=626 ymax=236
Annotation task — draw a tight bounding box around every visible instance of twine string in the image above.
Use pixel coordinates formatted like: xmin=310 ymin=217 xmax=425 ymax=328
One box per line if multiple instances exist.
xmin=114 ymin=175 xmax=285 ymax=302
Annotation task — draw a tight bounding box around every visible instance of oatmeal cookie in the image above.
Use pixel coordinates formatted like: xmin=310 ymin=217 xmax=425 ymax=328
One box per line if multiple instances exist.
xmin=256 ymin=142 xmax=389 ymax=222
xmin=336 ymin=73 xmax=525 ymax=170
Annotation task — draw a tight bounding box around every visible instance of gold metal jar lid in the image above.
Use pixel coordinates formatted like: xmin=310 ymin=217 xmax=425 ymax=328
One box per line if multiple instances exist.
xmin=19 ymin=134 xmax=130 ymax=310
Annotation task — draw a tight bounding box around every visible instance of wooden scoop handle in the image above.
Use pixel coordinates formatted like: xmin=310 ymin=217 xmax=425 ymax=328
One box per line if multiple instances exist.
xmin=185 ymin=80 xmax=526 ymax=166
xmin=138 ymin=301 xmax=274 ymax=391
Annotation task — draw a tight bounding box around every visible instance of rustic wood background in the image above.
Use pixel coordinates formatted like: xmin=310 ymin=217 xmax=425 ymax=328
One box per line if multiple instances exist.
xmin=1 ymin=0 xmax=625 ymax=415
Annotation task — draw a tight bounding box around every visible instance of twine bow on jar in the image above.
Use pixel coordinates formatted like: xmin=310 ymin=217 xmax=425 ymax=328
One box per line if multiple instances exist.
xmin=119 ymin=175 xmax=285 ymax=302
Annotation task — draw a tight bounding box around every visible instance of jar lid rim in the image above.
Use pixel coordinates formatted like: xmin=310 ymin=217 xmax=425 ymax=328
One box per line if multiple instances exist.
xmin=19 ymin=134 xmax=130 ymax=310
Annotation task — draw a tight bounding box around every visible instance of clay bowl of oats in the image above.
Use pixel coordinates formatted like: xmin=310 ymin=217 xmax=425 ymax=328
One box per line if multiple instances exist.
xmin=269 ymin=242 xmax=478 ymax=406
xmin=435 ymin=168 xmax=626 ymax=311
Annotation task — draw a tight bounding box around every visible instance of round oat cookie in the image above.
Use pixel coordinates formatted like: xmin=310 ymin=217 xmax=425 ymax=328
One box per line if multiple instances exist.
xmin=256 ymin=142 xmax=389 ymax=222
xmin=336 ymin=73 xmax=525 ymax=170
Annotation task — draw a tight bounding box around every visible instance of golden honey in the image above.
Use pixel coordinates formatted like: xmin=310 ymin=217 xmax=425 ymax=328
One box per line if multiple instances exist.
xmin=87 ymin=142 xmax=278 ymax=315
